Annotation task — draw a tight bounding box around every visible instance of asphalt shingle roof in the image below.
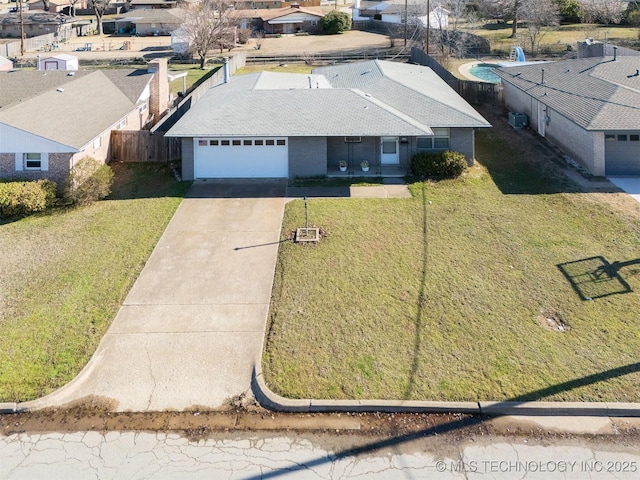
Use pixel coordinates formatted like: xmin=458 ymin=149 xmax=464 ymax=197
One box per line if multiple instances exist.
xmin=167 ymin=60 xmax=490 ymax=138
xmin=0 ymin=69 xmax=152 ymax=149
xmin=494 ymin=57 xmax=640 ymax=130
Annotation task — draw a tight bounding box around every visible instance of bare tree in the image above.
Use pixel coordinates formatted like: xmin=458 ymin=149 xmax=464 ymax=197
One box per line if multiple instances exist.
xmin=521 ymin=0 xmax=559 ymax=56
xmin=182 ymin=0 xmax=235 ymax=69
xmin=579 ymin=0 xmax=626 ymax=24
xmin=475 ymin=0 xmax=525 ymax=38
xmin=68 ymin=0 xmax=80 ymax=16
xmin=428 ymin=0 xmax=480 ymax=59
xmin=89 ymin=0 xmax=110 ymax=34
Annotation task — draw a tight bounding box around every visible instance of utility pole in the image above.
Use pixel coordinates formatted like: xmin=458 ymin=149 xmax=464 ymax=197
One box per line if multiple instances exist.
xmin=19 ymin=0 xmax=25 ymax=57
xmin=426 ymin=0 xmax=430 ymax=54
xmin=403 ymin=0 xmax=407 ymax=47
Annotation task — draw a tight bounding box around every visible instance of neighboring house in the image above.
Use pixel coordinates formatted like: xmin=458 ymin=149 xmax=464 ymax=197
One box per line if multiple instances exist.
xmin=233 ymin=0 xmax=320 ymax=10
xmin=380 ymin=3 xmax=449 ymax=28
xmin=495 ymin=56 xmax=640 ymax=176
xmin=128 ymin=0 xmax=178 ymax=10
xmin=260 ymin=4 xmax=324 ymax=34
xmin=37 ymin=53 xmax=79 ymax=71
xmin=166 ymin=59 xmax=491 ymax=180
xmin=0 ymin=12 xmax=71 ymax=39
xmin=41 ymin=0 xmax=89 ymax=15
xmin=0 ymin=59 xmax=170 ymax=186
xmin=110 ymin=8 xmax=185 ymax=36
xmin=353 ymin=0 xmax=448 ymax=28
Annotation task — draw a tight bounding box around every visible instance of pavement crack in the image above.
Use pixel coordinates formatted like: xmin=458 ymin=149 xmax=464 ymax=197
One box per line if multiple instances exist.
xmin=145 ymin=343 xmax=157 ymax=411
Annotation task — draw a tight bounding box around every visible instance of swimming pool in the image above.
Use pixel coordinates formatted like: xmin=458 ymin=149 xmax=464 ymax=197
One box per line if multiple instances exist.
xmin=468 ymin=63 xmax=502 ymax=84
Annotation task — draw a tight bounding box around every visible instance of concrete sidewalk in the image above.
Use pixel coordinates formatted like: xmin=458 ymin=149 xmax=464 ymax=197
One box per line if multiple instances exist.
xmin=21 ymin=180 xmax=286 ymax=412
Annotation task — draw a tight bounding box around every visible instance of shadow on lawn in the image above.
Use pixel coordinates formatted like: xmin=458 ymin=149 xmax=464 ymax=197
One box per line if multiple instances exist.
xmin=403 ymin=181 xmax=428 ymax=400
xmin=247 ymin=361 xmax=640 ymax=479
xmin=558 ymin=256 xmax=640 ymax=300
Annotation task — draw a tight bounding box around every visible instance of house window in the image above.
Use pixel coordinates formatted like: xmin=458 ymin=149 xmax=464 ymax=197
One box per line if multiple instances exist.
xmin=276 ymin=139 xmax=286 ymax=146
xmin=266 ymin=139 xmax=275 ymax=146
xmin=232 ymin=139 xmax=241 ymax=146
xmin=630 ymin=134 xmax=639 ymax=142
xmin=116 ymin=118 xmax=127 ymax=129
xmin=417 ymin=128 xmax=450 ymax=150
xmin=24 ymin=153 xmax=42 ymax=170
xmin=138 ymin=102 xmax=147 ymax=114
xmin=221 ymin=140 xmax=230 ymax=146
xmin=416 ymin=137 xmax=433 ymax=149
xmin=605 ymin=134 xmax=616 ymax=141
xmin=209 ymin=140 xmax=219 ymax=146
xmin=198 ymin=140 xmax=207 ymax=146
xmin=243 ymin=139 xmax=252 ymax=146
xmin=93 ymin=136 xmax=102 ymax=149
xmin=255 ymin=139 xmax=264 ymax=146
xmin=618 ymin=134 xmax=628 ymax=141
xmin=311 ymin=20 xmax=317 ymax=26
xmin=344 ymin=136 xmax=362 ymax=143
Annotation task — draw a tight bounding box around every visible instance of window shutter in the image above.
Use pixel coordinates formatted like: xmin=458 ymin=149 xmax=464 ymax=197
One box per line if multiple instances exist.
xmin=41 ymin=153 xmax=49 ymax=171
xmin=14 ymin=153 xmax=23 ymax=171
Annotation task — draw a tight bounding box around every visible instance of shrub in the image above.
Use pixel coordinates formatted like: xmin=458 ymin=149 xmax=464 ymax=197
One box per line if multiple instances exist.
xmin=322 ymin=11 xmax=351 ymax=34
xmin=411 ymin=151 xmax=468 ymax=178
xmin=0 ymin=180 xmax=58 ymax=218
xmin=64 ymin=157 xmax=114 ymax=205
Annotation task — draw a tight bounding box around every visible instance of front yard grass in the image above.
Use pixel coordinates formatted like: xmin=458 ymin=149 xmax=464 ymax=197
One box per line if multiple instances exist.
xmin=264 ymin=110 xmax=640 ymax=402
xmin=0 ymin=163 xmax=190 ymax=402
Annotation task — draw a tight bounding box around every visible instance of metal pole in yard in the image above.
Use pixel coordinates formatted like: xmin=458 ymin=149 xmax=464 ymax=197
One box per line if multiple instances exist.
xmin=304 ymin=196 xmax=309 ymax=235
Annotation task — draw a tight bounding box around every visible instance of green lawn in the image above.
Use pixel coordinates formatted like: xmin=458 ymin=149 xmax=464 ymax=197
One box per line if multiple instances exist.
xmin=263 ymin=112 xmax=640 ymax=403
xmin=169 ymin=65 xmax=221 ymax=97
xmin=0 ymin=163 xmax=190 ymax=402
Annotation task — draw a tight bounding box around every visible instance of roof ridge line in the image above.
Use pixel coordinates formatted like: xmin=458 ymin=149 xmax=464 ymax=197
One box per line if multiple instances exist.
xmin=351 ymin=88 xmax=433 ymax=135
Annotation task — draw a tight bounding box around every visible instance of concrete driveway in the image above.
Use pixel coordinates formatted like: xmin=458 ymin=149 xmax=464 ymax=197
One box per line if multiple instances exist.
xmin=23 ymin=180 xmax=286 ymax=412
xmin=608 ymin=176 xmax=640 ymax=203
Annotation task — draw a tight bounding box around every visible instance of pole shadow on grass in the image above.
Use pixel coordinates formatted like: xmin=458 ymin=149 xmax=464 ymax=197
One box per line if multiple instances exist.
xmin=247 ymin=361 xmax=640 ymax=480
xmin=403 ymin=181 xmax=428 ymax=400
xmin=557 ymin=256 xmax=639 ymax=300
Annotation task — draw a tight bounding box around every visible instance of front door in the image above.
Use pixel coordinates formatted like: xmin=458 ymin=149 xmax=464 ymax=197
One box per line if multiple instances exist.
xmin=380 ymin=137 xmax=399 ymax=165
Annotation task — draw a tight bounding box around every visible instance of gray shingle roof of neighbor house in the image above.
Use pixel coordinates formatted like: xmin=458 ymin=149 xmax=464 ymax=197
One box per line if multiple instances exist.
xmin=166 ymin=60 xmax=490 ymax=138
xmin=0 ymin=69 xmax=152 ymax=149
xmin=494 ymin=56 xmax=640 ymax=131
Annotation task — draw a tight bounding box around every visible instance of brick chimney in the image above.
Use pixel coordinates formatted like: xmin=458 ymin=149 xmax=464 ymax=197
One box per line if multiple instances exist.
xmin=147 ymin=58 xmax=169 ymax=122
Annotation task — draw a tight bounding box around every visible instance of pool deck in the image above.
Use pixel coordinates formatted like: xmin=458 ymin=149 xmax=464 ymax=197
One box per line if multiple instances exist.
xmin=458 ymin=61 xmax=498 ymax=82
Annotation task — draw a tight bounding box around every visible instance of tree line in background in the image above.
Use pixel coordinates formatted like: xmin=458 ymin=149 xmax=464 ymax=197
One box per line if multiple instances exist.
xmin=418 ymin=0 xmax=640 ymax=60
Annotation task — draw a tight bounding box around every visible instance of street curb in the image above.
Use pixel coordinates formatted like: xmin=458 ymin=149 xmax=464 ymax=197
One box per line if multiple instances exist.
xmin=0 ymin=403 xmax=18 ymax=414
xmin=252 ymin=366 xmax=640 ymax=417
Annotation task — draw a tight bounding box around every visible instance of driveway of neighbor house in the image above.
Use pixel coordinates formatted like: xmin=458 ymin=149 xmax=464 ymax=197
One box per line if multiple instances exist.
xmin=608 ymin=177 xmax=640 ymax=203
xmin=22 ymin=180 xmax=287 ymax=412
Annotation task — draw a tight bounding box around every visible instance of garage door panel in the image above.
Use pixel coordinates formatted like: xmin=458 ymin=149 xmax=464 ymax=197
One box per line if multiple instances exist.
xmin=605 ymin=133 xmax=640 ymax=175
xmin=195 ymin=138 xmax=288 ymax=178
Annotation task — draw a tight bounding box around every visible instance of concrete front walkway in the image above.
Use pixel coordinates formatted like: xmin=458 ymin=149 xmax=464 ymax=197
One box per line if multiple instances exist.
xmin=22 ymin=180 xmax=286 ymax=412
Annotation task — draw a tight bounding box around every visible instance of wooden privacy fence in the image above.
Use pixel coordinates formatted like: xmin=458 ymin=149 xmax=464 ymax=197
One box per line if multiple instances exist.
xmin=110 ymin=130 xmax=180 ymax=163
xmin=410 ymin=47 xmax=501 ymax=105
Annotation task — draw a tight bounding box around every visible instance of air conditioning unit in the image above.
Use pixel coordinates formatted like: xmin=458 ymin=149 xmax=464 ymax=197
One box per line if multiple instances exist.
xmin=508 ymin=112 xmax=528 ymax=129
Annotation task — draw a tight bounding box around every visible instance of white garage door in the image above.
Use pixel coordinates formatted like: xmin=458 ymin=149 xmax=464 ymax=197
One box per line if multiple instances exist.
xmin=194 ymin=137 xmax=289 ymax=178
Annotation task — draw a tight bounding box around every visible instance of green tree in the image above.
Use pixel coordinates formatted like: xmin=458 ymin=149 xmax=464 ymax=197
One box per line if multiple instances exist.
xmin=556 ymin=0 xmax=581 ymax=22
xmin=322 ymin=11 xmax=351 ymax=34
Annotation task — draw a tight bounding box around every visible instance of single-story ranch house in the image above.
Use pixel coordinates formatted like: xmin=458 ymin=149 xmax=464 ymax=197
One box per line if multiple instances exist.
xmin=0 ymin=59 xmax=170 ymax=186
xmin=495 ymin=56 xmax=640 ymax=176
xmin=166 ymin=60 xmax=491 ymax=179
